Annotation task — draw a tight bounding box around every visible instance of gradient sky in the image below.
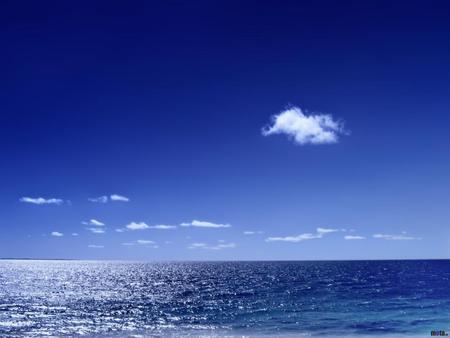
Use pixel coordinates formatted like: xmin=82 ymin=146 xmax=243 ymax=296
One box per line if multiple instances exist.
xmin=1 ymin=0 xmax=450 ymax=260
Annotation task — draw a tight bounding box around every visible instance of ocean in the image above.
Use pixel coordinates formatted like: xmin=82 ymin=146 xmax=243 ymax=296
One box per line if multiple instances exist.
xmin=0 ymin=260 xmax=449 ymax=337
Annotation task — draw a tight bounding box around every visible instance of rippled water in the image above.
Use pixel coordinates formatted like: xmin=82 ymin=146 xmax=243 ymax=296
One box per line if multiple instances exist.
xmin=0 ymin=260 xmax=449 ymax=337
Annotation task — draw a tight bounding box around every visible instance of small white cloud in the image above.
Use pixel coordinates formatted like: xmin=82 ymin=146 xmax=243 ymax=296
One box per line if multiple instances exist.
xmin=90 ymin=219 xmax=105 ymax=226
xmin=82 ymin=219 xmax=105 ymax=226
xmin=88 ymin=244 xmax=104 ymax=248
xmin=72 ymin=233 xmax=79 ymax=236
xmin=373 ymin=233 xmax=421 ymax=240
xmin=122 ymin=240 xmax=158 ymax=248
xmin=180 ymin=220 xmax=231 ymax=228
xmin=262 ymin=106 xmax=347 ymax=145
xmin=149 ymin=224 xmax=177 ymax=230
xmin=243 ymin=230 xmax=265 ymax=235
xmin=136 ymin=239 xmax=155 ymax=245
xmin=51 ymin=231 xmax=63 ymax=237
xmin=266 ymin=233 xmax=320 ymax=242
xmin=165 ymin=241 xmax=173 ymax=244
xmin=86 ymin=227 xmax=106 ymax=234
xmin=344 ymin=235 xmax=366 ymax=240
xmin=88 ymin=196 xmax=108 ymax=203
xmin=317 ymin=227 xmax=339 ymax=234
xmin=115 ymin=228 xmax=126 ymax=233
xmin=213 ymin=243 xmax=236 ymax=250
xmin=188 ymin=242 xmax=207 ymax=249
xmin=126 ymin=222 xmax=150 ymax=230
xmin=110 ymin=194 xmax=130 ymax=202
xmin=188 ymin=241 xmax=236 ymax=250
xmin=266 ymin=227 xmax=340 ymax=243
xmin=20 ymin=197 xmax=64 ymax=205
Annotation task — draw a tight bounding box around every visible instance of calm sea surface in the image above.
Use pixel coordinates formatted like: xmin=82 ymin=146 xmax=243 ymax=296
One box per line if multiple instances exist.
xmin=0 ymin=260 xmax=449 ymax=337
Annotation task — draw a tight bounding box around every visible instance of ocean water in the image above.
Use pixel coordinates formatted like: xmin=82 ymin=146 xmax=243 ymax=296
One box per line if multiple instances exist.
xmin=0 ymin=260 xmax=449 ymax=337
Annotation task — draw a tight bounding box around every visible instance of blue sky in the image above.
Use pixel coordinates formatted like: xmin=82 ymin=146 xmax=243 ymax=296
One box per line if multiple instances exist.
xmin=1 ymin=0 xmax=450 ymax=260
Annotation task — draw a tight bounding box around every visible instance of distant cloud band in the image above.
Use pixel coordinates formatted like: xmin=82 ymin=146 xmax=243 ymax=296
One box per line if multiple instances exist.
xmin=88 ymin=194 xmax=130 ymax=203
xmin=373 ymin=233 xmax=421 ymax=240
xmin=266 ymin=227 xmax=339 ymax=243
xmin=188 ymin=242 xmax=236 ymax=250
xmin=180 ymin=220 xmax=231 ymax=228
xmin=20 ymin=197 xmax=64 ymax=205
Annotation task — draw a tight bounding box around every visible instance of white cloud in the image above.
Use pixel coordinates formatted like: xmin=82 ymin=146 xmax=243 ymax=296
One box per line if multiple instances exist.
xmin=122 ymin=240 xmax=158 ymax=248
xmin=373 ymin=233 xmax=421 ymax=240
xmin=317 ymin=227 xmax=339 ymax=234
xmin=90 ymin=219 xmax=105 ymax=226
xmin=243 ymin=230 xmax=265 ymax=235
xmin=344 ymin=235 xmax=365 ymax=240
xmin=136 ymin=239 xmax=155 ymax=245
xmin=181 ymin=220 xmax=231 ymax=228
xmin=110 ymin=194 xmax=130 ymax=202
xmin=72 ymin=233 xmax=79 ymax=236
xmin=86 ymin=227 xmax=105 ymax=234
xmin=125 ymin=222 xmax=150 ymax=230
xmin=149 ymin=224 xmax=177 ymax=230
xmin=188 ymin=242 xmax=207 ymax=248
xmin=82 ymin=219 xmax=105 ymax=226
xmin=266 ymin=227 xmax=339 ymax=243
xmin=115 ymin=228 xmax=126 ymax=233
xmin=188 ymin=241 xmax=236 ymax=250
xmin=51 ymin=231 xmax=63 ymax=237
xmin=88 ymin=196 xmax=108 ymax=203
xmin=20 ymin=197 xmax=64 ymax=205
xmin=88 ymin=244 xmax=104 ymax=248
xmin=262 ymin=106 xmax=347 ymax=145
xmin=213 ymin=243 xmax=236 ymax=250
xmin=266 ymin=233 xmax=320 ymax=242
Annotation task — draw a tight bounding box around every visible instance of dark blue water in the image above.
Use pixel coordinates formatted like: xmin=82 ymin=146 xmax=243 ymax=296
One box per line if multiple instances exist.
xmin=0 ymin=260 xmax=449 ymax=337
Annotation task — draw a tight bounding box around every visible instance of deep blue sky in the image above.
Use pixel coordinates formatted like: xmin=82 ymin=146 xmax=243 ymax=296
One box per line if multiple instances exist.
xmin=1 ymin=0 xmax=450 ymax=260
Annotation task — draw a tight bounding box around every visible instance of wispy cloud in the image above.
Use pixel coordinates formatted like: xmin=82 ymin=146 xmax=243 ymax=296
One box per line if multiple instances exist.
xmin=72 ymin=233 xmax=79 ymax=236
xmin=149 ymin=224 xmax=177 ymax=230
xmin=82 ymin=219 xmax=105 ymax=226
xmin=88 ymin=196 xmax=108 ymax=203
xmin=266 ymin=227 xmax=339 ymax=243
xmin=344 ymin=235 xmax=366 ymax=240
xmin=373 ymin=233 xmax=421 ymax=240
xmin=180 ymin=220 xmax=231 ymax=228
xmin=110 ymin=194 xmax=130 ymax=202
xmin=88 ymin=194 xmax=129 ymax=203
xmin=51 ymin=231 xmax=63 ymax=237
xmin=117 ymin=223 xmax=175 ymax=232
xmin=20 ymin=197 xmax=64 ymax=205
xmin=86 ymin=227 xmax=106 ymax=234
xmin=122 ymin=240 xmax=158 ymax=248
xmin=262 ymin=106 xmax=347 ymax=145
xmin=317 ymin=227 xmax=339 ymax=234
xmin=136 ymin=239 xmax=155 ymax=245
xmin=243 ymin=230 xmax=265 ymax=235
xmin=188 ymin=241 xmax=236 ymax=250
xmin=126 ymin=222 xmax=150 ymax=230
xmin=88 ymin=244 xmax=104 ymax=248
